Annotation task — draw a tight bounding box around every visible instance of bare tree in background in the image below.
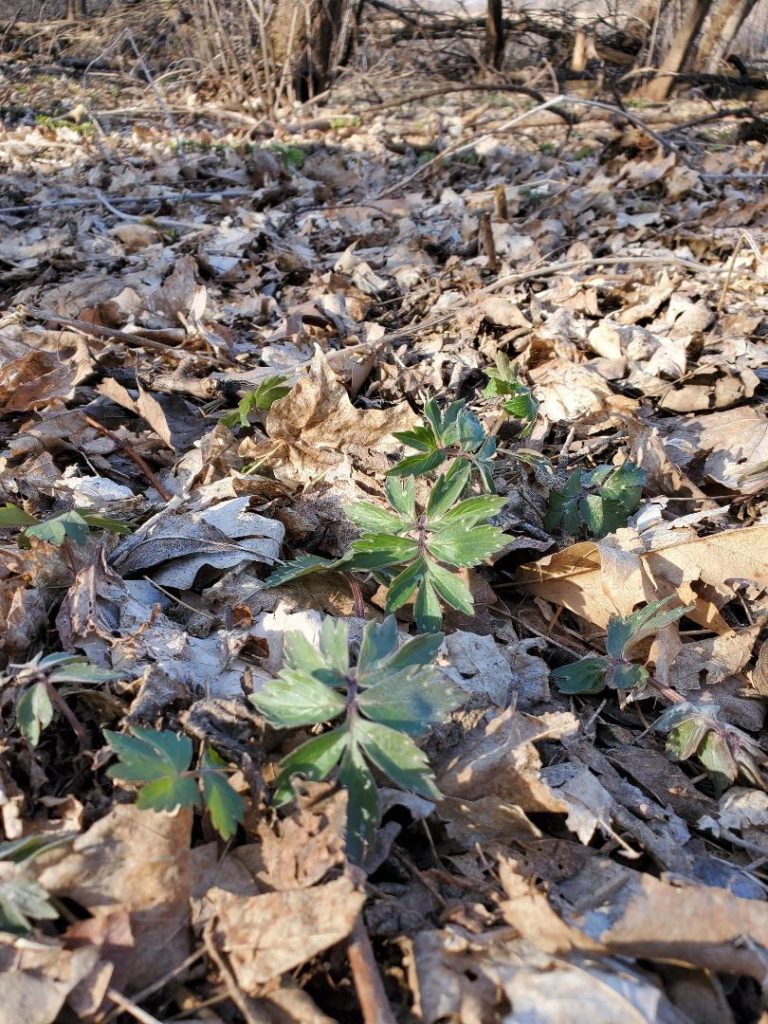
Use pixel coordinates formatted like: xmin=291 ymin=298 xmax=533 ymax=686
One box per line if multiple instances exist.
xmin=268 ymin=0 xmax=360 ymax=100
xmin=67 ymin=0 xmax=88 ymax=18
xmin=694 ymin=0 xmax=760 ymax=71
xmin=485 ymin=0 xmax=504 ymax=69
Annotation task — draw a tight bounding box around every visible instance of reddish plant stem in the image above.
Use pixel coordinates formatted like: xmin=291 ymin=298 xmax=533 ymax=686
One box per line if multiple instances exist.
xmin=84 ymin=415 xmax=173 ymax=500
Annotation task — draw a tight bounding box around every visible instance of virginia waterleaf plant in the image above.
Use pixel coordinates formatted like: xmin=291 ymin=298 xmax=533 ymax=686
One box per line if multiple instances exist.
xmin=655 ymin=701 xmax=767 ymax=793
xmin=265 ymin=461 xmax=508 ymax=631
xmin=219 ymin=374 xmax=291 ymax=429
xmin=552 ymin=597 xmax=691 ymax=696
xmin=250 ymin=616 xmax=465 ymax=864
xmin=0 ymin=502 xmax=131 ymax=548
xmin=484 ymin=353 xmax=538 ymax=438
xmin=104 ymin=728 xmax=245 ymax=840
xmin=1 ymin=653 xmax=121 ymax=747
xmin=544 ymin=462 xmax=645 ymax=539
xmin=387 ymin=397 xmax=497 ymax=491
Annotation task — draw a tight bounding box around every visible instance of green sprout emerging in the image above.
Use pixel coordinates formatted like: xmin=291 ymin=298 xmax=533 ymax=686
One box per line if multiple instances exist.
xmin=251 ymin=616 xmax=465 ymax=864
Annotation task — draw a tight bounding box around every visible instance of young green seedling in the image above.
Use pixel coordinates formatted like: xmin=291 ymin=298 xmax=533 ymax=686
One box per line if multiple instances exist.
xmin=0 ymin=835 xmax=71 ymax=934
xmin=104 ymin=728 xmax=244 ymax=840
xmin=483 ymin=353 xmax=539 ymax=438
xmin=251 ymin=616 xmax=465 ymax=864
xmin=265 ymin=461 xmax=508 ymax=631
xmin=545 ymin=462 xmax=645 ymax=539
xmin=219 ymin=374 xmax=291 ymax=429
xmin=1 ymin=653 xmax=121 ymax=748
xmin=387 ymin=397 xmax=498 ymax=491
xmin=552 ymin=597 xmax=690 ymax=696
xmin=0 ymin=502 xmax=131 ymax=548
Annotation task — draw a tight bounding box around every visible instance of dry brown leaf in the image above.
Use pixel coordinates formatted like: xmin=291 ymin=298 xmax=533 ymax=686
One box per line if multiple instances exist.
xmin=436 ymin=708 xmax=579 ymax=812
xmin=207 ymin=874 xmax=365 ymax=990
xmin=514 ymin=524 xmax=768 ymax=635
xmin=0 ymin=937 xmax=102 ymax=1024
xmin=35 ymin=804 xmax=192 ymax=990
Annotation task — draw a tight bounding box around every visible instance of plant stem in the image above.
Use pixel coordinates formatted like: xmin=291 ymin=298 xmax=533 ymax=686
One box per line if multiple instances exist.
xmin=42 ymin=680 xmax=89 ymax=750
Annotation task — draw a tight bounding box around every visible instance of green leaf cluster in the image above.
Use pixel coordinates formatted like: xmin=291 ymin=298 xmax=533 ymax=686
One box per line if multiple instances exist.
xmin=104 ymin=728 xmax=244 ymax=840
xmin=265 ymin=462 xmax=508 ymax=631
xmin=250 ymin=616 xmax=464 ymax=864
xmin=0 ymin=502 xmax=131 ymax=547
xmin=655 ymin=701 xmax=767 ymax=792
xmin=388 ymin=397 xmax=497 ymax=490
xmin=483 ymin=353 xmax=538 ymax=438
xmin=2 ymin=653 xmax=121 ymax=747
xmin=552 ymin=598 xmax=690 ymax=696
xmin=219 ymin=375 xmax=291 ymax=428
xmin=544 ymin=463 xmax=646 ymax=538
xmin=0 ymin=835 xmax=68 ymax=934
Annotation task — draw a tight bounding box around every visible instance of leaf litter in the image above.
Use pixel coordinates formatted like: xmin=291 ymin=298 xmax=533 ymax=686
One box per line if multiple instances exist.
xmin=2 ymin=10 xmax=768 ymax=1024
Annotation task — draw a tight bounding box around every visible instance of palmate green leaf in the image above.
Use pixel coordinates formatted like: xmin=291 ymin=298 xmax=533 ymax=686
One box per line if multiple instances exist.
xmin=435 ymin=494 xmax=506 ymax=527
xmin=426 ymin=460 xmax=471 ymax=521
xmin=273 ymin=727 xmax=349 ymax=805
xmin=338 ymin=742 xmax=379 ymax=865
xmin=385 ymin=475 xmax=416 ymax=519
xmin=201 ymin=749 xmax=245 ymax=840
xmin=0 ymin=503 xmax=37 ymax=528
xmin=380 ymin=631 xmax=444 ymax=673
xmin=0 ymin=874 xmax=59 ymax=934
xmin=386 ymin=450 xmax=446 ymax=478
xmin=105 ymin=727 xmax=193 ymax=782
xmin=320 ymin=617 xmax=350 ymax=676
xmin=609 ymin=662 xmax=647 ymax=690
xmin=357 ymin=615 xmax=399 ymax=672
xmin=77 ymin=511 xmax=133 ymax=535
xmin=597 ymin=463 xmax=645 ymax=507
xmin=354 ymin=719 xmax=441 ymax=801
xmin=391 ymin=424 xmax=439 ymax=453
xmin=220 ymin=375 xmax=291 ymax=427
xmin=16 ymin=683 xmax=54 ymax=748
xmin=427 ymin=523 xmax=507 ymax=567
xmin=544 ymin=470 xmax=583 ymax=535
xmin=347 ymin=534 xmax=419 ymax=570
xmin=135 ymin=774 xmax=201 ymax=814
xmin=26 ymin=510 xmax=89 ymax=547
xmin=358 ymin=669 xmax=464 ymax=735
xmin=413 ymin=577 xmax=442 ymax=632
xmin=698 ymin=730 xmax=739 ymax=786
xmin=552 ymin=657 xmax=608 ymax=695
xmin=385 ymin=557 xmax=427 ymax=612
xmin=282 ymin=629 xmax=341 ymax=687
xmin=456 ymin=406 xmax=485 ymax=452
xmin=346 ymin=501 xmax=408 ymax=534
xmin=606 ymin=597 xmax=690 ymax=660
xmin=264 ymin=553 xmax=345 ymax=588
xmin=251 ymin=670 xmax=346 ymax=728
xmin=426 ymin=560 xmax=473 ymax=615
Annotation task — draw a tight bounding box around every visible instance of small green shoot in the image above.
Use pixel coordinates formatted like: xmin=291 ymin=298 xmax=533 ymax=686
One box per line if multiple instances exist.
xmin=0 ymin=503 xmax=131 ymax=548
xmin=0 ymin=835 xmax=71 ymax=934
xmin=655 ymin=701 xmax=767 ymax=793
xmin=389 ymin=397 xmax=497 ymax=490
xmin=104 ymin=727 xmax=244 ymax=840
xmin=2 ymin=653 xmax=121 ymax=747
xmin=484 ymin=353 xmax=539 ymax=438
xmin=545 ymin=462 xmax=645 ymax=538
xmin=250 ymin=616 xmax=465 ymax=864
xmin=269 ymin=143 xmax=307 ymax=170
xmin=265 ymin=462 xmax=508 ymax=631
xmin=219 ymin=374 xmax=291 ymax=428
xmin=552 ymin=598 xmax=691 ymax=696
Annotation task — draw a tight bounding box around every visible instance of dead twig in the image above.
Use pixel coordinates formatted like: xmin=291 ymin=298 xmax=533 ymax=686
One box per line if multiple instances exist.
xmin=347 ymin=912 xmax=398 ymax=1024
xmin=84 ymin=414 xmax=174 ymax=501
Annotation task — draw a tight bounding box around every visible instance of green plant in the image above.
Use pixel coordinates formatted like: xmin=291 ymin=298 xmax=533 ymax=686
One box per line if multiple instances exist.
xmin=0 ymin=835 xmax=71 ymax=934
xmin=484 ymin=353 xmax=538 ymax=438
xmin=265 ymin=462 xmax=508 ymax=631
xmin=104 ymin=728 xmax=244 ymax=840
xmin=655 ymin=701 xmax=767 ymax=792
xmin=219 ymin=374 xmax=291 ymax=428
xmin=388 ymin=398 xmax=497 ymax=490
xmin=1 ymin=653 xmax=120 ymax=747
xmin=552 ymin=598 xmax=690 ymax=696
xmin=538 ymin=142 xmax=557 ymax=155
xmin=251 ymin=616 xmax=464 ymax=864
xmin=268 ymin=143 xmax=307 ymax=170
xmin=544 ymin=462 xmax=645 ymax=538
xmin=0 ymin=502 xmax=131 ymax=548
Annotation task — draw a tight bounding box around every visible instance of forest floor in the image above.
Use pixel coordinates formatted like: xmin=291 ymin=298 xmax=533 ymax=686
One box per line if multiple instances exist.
xmin=2 ymin=10 xmax=768 ymax=1024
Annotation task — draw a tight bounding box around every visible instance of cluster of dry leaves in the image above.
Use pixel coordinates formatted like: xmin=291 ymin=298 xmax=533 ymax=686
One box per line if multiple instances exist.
xmin=3 ymin=18 xmax=768 ymax=1024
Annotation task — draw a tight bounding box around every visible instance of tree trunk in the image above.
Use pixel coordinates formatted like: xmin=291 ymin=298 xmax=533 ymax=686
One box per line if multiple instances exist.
xmin=639 ymin=0 xmax=713 ymax=101
xmin=67 ymin=0 xmax=88 ymax=18
xmin=268 ymin=0 xmax=359 ymax=101
xmin=485 ymin=0 xmax=504 ymax=69
xmin=694 ymin=0 xmax=759 ymax=72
